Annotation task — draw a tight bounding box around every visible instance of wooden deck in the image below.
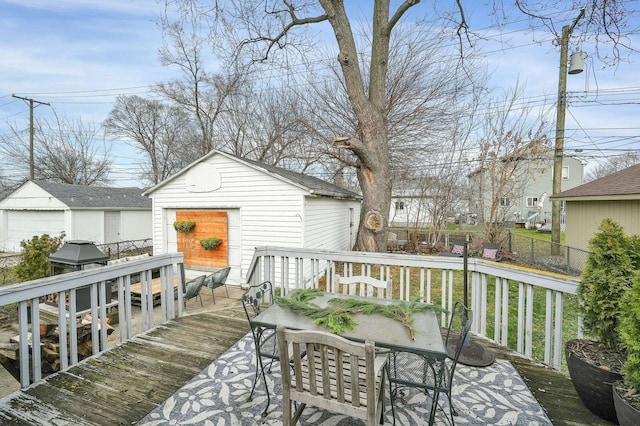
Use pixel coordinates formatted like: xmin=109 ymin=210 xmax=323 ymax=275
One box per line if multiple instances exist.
xmin=0 ymin=288 xmax=614 ymax=426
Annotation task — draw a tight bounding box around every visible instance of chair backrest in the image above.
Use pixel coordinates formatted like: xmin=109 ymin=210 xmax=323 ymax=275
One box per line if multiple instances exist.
xmin=184 ymin=275 xmax=206 ymax=300
xmin=449 ymin=241 xmax=466 ymax=256
xmin=241 ymin=281 xmax=274 ymax=320
xmin=276 ymin=325 xmax=381 ymax=422
xmin=335 ymin=275 xmax=391 ymax=298
xmin=205 ymin=267 xmax=230 ymax=288
xmin=481 ymin=243 xmax=503 ymax=261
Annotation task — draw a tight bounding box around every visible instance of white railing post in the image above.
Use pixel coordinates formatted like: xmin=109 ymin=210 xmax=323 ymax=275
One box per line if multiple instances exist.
xmin=554 ymin=291 xmax=564 ymax=370
xmin=0 ymin=253 xmax=185 ymax=389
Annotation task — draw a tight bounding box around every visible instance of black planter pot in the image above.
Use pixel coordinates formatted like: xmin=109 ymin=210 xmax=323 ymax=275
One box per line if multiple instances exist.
xmin=565 ymin=340 xmax=622 ymax=424
xmin=613 ymin=383 xmax=640 ymax=426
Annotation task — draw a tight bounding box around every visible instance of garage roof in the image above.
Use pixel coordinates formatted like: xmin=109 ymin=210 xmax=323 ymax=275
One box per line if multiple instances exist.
xmin=34 ymin=181 xmax=151 ymax=209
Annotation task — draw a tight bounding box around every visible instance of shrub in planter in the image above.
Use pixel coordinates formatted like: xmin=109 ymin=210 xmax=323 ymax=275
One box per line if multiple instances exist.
xmin=566 ymin=218 xmax=636 ymax=422
xmin=578 ymin=219 xmax=635 ymax=351
xmin=200 ymin=237 xmax=222 ymax=250
xmin=613 ymin=270 xmax=640 ymax=425
xmin=173 ymin=220 xmax=196 ymax=233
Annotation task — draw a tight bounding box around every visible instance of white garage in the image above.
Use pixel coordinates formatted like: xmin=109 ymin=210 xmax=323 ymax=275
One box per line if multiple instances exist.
xmin=0 ymin=180 xmax=152 ymax=252
xmin=143 ymin=150 xmax=362 ymax=285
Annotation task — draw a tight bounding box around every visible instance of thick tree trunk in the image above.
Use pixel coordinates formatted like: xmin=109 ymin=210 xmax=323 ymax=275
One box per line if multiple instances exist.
xmin=353 ymin=121 xmax=392 ymax=252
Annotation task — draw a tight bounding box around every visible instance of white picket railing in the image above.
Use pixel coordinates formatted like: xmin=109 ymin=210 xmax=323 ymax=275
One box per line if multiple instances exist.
xmin=245 ymin=246 xmax=581 ymax=370
xmin=0 ymin=247 xmax=580 ymax=392
xmin=0 ymin=253 xmax=185 ymax=388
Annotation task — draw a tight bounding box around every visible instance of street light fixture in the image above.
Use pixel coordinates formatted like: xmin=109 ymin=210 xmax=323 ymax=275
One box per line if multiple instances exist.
xmin=551 ymin=8 xmax=585 ymax=254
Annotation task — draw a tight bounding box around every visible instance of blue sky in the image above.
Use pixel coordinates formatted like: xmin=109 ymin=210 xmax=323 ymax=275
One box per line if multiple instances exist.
xmin=0 ymin=0 xmax=175 ymax=186
xmin=1 ymin=1 xmax=639 ymax=187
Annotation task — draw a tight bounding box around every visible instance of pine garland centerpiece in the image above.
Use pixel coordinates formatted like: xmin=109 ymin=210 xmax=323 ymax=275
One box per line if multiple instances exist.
xmin=275 ymin=288 xmax=434 ymax=340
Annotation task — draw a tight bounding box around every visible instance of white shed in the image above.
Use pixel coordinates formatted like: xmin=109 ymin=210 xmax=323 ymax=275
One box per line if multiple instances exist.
xmin=0 ymin=180 xmax=152 ymax=252
xmin=143 ymin=150 xmax=362 ymax=284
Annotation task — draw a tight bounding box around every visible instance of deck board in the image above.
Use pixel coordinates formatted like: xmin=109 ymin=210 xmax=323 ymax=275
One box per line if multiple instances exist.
xmin=0 ymin=290 xmax=613 ymax=426
xmin=0 ymin=303 xmax=249 ymax=426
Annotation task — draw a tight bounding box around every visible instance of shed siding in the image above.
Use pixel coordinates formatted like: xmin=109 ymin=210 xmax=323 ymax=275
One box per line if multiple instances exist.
xmin=121 ymin=210 xmax=153 ymax=241
xmin=1 ymin=211 xmax=65 ymax=252
xmin=304 ymin=197 xmax=359 ymax=251
xmin=71 ymin=210 xmax=103 ymax=242
xmin=148 ymin=156 xmax=305 ymax=283
xmin=0 ymin=182 xmax=67 ymax=210
xmin=565 ymin=200 xmax=640 ymax=251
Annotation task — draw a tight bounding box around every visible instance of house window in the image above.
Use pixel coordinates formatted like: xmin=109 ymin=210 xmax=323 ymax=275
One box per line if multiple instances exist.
xmin=526 ymin=197 xmax=539 ymax=208
xmin=500 ymin=197 xmax=510 ymax=206
xmin=562 ymin=166 xmax=569 ymax=180
xmin=396 ymin=201 xmax=405 ymax=210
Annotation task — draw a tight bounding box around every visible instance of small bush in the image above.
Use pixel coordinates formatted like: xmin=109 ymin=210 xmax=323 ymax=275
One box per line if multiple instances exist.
xmin=14 ymin=233 xmax=65 ymax=281
xmin=620 ymin=272 xmax=640 ymax=389
xmin=173 ymin=220 xmax=196 ymax=233
xmin=200 ymin=237 xmax=222 ymax=250
xmin=579 ymin=218 xmax=636 ymax=351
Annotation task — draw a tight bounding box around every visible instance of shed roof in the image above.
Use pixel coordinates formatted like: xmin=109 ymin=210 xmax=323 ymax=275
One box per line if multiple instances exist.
xmin=33 ymin=181 xmax=151 ymax=209
xmin=144 ymin=150 xmax=361 ymax=200
xmin=551 ymin=164 xmax=640 ymax=200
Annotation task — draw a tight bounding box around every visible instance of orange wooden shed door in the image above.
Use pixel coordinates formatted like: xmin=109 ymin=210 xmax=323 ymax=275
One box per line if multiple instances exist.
xmin=176 ymin=211 xmax=228 ymax=269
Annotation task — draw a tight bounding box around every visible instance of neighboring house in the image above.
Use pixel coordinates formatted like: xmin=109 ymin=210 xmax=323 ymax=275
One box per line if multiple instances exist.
xmin=0 ymin=180 xmax=152 ymax=252
xmin=551 ymin=163 xmax=640 ymax=252
xmin=468 ymin=145 xmax=585 ymax=227
xmin=389 ymin=184 xmax=466 ymax=227
xmin=390 ymin=186 xmax=432 ymax=227
xmin=143 ymin=150 xmax=362 ymax=285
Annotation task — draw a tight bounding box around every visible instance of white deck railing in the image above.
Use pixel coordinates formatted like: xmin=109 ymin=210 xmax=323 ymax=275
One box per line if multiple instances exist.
xmin=246 ymin=246 xmax=581 ymax=370
xmin=0 ymin=253 xmax=185 ymax=388
xmin=0 ymin=247 xmax=580 ymax=391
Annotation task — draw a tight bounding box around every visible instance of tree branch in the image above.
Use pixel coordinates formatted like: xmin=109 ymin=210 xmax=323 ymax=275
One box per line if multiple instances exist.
xmin=242 ymin=1 xmax=327 ymax=62
xmin=388 ymin=0 xmax=420 ymax=31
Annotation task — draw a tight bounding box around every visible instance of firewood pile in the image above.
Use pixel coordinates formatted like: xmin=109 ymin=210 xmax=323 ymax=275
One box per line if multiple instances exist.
xmin=5 ymin=314 xmax=115 ymax=380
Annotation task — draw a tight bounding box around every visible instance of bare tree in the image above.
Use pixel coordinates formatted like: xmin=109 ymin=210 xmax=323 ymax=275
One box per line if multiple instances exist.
xmin=509 ymin=2 xmax=638 ymax=67
xmin=585 ymin=152 xmax=640 ymax=182
xmin=103 ymin=95 xmax=194 ymax=185
xmin=162 ymin=0 xmax=636 ymax=252
xmin=0 ymin=111 xmax=112 ymax=186
xmin=469 ymin=85 xmax=551 ymax=241
xmin=156 ymin=18 xmax=247 ymax=156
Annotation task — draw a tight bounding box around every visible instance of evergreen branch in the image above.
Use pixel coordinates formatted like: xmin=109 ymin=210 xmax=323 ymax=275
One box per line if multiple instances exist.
xmin=275 ymin=288 xmax=435 ymax=339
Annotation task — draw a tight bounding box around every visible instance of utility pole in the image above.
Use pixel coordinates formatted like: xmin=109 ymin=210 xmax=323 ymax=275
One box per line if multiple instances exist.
xmin=552 ymin=8 xmax=584 ymax=255
xmin=11 ymin=94 xmax=51 ymax=180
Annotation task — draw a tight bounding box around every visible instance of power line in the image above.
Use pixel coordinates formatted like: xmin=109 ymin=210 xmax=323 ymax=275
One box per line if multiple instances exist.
xmin=11 ymin=95 xmax=51 ymax=180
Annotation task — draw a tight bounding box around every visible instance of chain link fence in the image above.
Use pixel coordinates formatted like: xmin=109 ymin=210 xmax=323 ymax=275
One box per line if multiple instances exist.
xmin=389 ymin=227 xmax=588 ymax=277
xmin=0 ymin=238 xmax=153 ymax=287
xmin=96 ymin=238 xmax=153 ymax=260
xmin=505 ymin=231 xmax=588 ymax=277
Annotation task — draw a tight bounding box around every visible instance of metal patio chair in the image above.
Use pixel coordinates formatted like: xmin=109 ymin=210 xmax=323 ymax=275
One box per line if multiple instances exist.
xmin=204 ymin=267 xmax=230 ymax=304
xmin=241 ymin=281 xmax=290 ymax=416
xmin=174 ymin=275 xmax=206 ymax=307
xmin=390 ymin=301 xmax=472 ymax=425
xmin=481 ymin=242 xmax=503 ymax=261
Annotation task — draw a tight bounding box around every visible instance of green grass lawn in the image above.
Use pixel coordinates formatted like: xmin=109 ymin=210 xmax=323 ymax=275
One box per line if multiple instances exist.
xmin=351 ymin=262 xmax=578 ymax=371
xmin=511 ymin=227 xmax=566 ymax=244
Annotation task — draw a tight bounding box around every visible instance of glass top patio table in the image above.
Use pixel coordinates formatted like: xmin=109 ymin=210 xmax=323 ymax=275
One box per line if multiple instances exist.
xmin=251 ymin=290 xmax=447 ymax=424
xmin=252 ymin=291 xmax=446 ymax=356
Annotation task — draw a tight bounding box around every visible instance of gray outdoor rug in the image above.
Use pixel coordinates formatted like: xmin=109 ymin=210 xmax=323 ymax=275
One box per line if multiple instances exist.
xmin=138 ymin=332 xmax=552 ymax=425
